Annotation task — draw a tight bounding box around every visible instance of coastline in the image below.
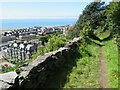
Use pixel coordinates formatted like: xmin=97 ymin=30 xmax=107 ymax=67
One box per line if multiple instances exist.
xmin=0 ymin=18 xmax=77 ymax=30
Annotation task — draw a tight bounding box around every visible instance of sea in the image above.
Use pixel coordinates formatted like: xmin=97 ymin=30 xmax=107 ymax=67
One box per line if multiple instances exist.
xmin=0 ymin=18 xmax=77 ymax=30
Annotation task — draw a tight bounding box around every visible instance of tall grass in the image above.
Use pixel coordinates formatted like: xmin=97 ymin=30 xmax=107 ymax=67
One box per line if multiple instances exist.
xmin=64 ymin=43 xmax=100 ymax=88
xmin=103 ymin=39 xmax=118 ymax=88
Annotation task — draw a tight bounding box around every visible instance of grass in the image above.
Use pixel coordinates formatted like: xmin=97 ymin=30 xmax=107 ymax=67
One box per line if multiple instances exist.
xmin=103 ymin=39 xmax=119 ymax=88
xmin=40 ymin=47 xmax=81 ymax=88
xmin=64 ymin=43 xmax=100 ymax=88
xmin=94 ymin=29 xmax=111 ymax=40
xmin=32 ymin=35 xmax=118 ymax=88
xmin=37 ymin=41 xmax=100 ymax=88
xmin=0 ymin=60 xmax=23 ymax=73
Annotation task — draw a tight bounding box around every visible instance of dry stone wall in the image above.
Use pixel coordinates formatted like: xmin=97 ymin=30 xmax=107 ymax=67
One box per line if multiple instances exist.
xmin=7 ymin=37 xmax=81 ymax=89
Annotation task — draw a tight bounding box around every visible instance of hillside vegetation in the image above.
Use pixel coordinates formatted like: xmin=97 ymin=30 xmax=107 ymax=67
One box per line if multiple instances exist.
xmin=65 ymin=1 xmax=119 ymax=88
xmin=19 ymin=1 xmax=119 ymax=88
xmin=1 ymin=1 xmax=119 ymax=89
xmin=41 ymin=1 xmax=119 ymax=88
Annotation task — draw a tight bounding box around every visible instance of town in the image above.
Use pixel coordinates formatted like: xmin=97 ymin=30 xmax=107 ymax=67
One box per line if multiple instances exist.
xmin=0 ymin=25 xmax=72 ymax=61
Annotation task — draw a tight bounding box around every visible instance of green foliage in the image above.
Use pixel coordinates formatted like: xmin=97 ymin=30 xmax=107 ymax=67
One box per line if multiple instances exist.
xmin=81 ymin=2 xmax=107 ymax=40
xmin=37 ymin=2 xmax=119 ymax=88
xmin=103 ymin=39 xmax=118 ymax=88
xmin=67 ymin=1 xmax=119 ymax=44
xmin=67 ymin=28 xmax=80 ymax=39
xmin=39 ymin=33 xmax=63 ymax=43
xmin=105 ymin=2 xmax=120 ymax=38
xmin=31 ymin=34 xmax=69 ymax=63
xmin=67 ymin=1 xmax=107 ymax=40
xmin=1 ymin=66 xmax=15 ymax=73
xmin=32 ymin=47 xmax=45 ymax=60
xmin=94 ymin=28 xmax=111 ymax=40
xmin=39 ymin=34 xmax=52 ymax=43
xmin=80 ymin=21 xmax=92 ymax=37
xmin=1 ymin=65 xmax=22 ymax=73
xmin=64 ymin=43 xmax=100 ymax=88
xmin=44 ymin=35 xmax=68 ymax=52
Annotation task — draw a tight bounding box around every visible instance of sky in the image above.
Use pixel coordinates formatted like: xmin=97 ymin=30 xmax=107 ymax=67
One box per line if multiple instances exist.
xmin=0 ymin=0 xmax=111 ymax=19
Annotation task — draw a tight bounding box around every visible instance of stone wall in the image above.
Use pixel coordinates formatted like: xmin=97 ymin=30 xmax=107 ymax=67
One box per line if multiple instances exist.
xmin=8 ymin=37 xmax=81 ymax=89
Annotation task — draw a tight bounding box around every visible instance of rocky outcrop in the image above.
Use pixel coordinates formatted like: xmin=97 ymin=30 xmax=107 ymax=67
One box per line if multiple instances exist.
xmin=0 ymin=71 xmax=18 ymax=90
xmin=7 ymin=37 xmax=81 ymax=89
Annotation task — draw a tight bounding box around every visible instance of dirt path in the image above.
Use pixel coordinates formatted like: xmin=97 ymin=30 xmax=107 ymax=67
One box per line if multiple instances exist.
xmin=99 ymin=46 xmax=108 ymax=88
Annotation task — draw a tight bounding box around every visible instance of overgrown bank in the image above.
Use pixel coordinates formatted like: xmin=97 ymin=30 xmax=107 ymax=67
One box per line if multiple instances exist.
xmin=64 ymin=42 xmax=100 ymax=88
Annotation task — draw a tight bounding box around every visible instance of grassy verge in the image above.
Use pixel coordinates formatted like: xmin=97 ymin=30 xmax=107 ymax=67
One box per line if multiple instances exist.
xmin=64 ymin=43 xmax=100 ymax=88
xmin=103 ymin=39 xmax=119 ymax=88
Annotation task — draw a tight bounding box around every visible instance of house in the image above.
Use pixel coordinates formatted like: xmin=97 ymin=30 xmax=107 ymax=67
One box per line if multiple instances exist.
xmin=3 ymin=40 xmax=38 ymax=61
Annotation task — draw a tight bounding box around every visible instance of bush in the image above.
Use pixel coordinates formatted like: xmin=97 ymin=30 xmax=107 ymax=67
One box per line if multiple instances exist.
xmin=44 ymin=35 xmax=69 ymax=52
xmin=31 ymin=34 xmax=69 ymax=63
xmin=39 ymin=35 xmax=52 ymax=44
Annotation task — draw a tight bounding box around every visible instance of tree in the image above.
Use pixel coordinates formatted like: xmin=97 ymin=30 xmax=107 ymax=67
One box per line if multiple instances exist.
xmin=67 ymin=1 xmax=107 ymax=40
xmin=104 ymin=2 xmax=120 ymax=39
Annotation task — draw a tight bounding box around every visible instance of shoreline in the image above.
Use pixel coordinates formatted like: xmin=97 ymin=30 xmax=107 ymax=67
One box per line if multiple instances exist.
xmin=0 ymin=18 xmax=76 ymax=31
xmin=0 ymin=24 xmax=72 ymax=32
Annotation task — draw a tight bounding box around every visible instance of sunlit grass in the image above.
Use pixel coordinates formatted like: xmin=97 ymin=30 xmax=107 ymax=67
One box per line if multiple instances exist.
xmin=103 ymin=39 xmax=118 ymax=88
xmin=64 ymin=43 xmax=100 ymax=88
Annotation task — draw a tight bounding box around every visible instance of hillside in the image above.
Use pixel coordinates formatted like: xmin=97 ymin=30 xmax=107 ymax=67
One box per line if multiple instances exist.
xmin=64 ymin=1 xmax=119 ymax=88
xmin=41 ymin=1 xmax=119 ymax=88
xmin=2 ymin=1 xmax=119 ymax=89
